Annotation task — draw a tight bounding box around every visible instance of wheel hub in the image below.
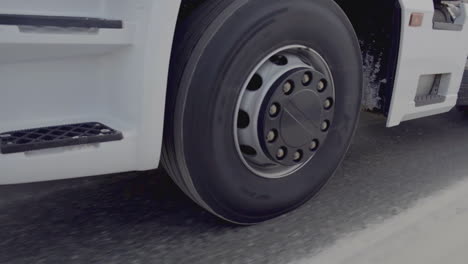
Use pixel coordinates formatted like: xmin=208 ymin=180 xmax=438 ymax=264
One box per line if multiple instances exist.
xmin=260 ymin=68 xmax=334 ymax=166
xmin=235 ymin=46 xmax=335 ymax=178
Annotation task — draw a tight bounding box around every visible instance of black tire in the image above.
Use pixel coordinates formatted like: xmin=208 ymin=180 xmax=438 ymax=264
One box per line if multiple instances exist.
xmin=163 ymin=0 xmax=362 ymax=224
xmin=457 ymin=69 xmax=468 ymax=114
xmin=457 ymin=105 xmax=468 ymax=114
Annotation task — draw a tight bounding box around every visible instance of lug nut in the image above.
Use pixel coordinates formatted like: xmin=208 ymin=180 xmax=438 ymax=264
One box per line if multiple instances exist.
xmin=293 ymin=151 xmax=303 ymax=162
xmin=324 ymin=99 xmax=333 ymax=109
xmin=283 ymin=81 xmax=293 ymax=94
xmin=269 ymin=103 xmax=280 ymax=117
xmin=266 ymin=130 xmax=277 ymax=143
xmin=310 ymin=140 xmax=319 ymax=151
xmin=302 ymin=73 xmax=312 ymax=85
xmin=321 ymin=121 xmax=330 ymax=131
xmin=318 ymin=80 xmax=326 ymax=92
xmin=276 ymin=147 xmax=286 ymax=159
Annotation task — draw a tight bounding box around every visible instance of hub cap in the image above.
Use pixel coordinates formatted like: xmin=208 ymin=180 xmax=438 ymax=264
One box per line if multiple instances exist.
xmin=234 ymin=45 xmax=335 ymax=179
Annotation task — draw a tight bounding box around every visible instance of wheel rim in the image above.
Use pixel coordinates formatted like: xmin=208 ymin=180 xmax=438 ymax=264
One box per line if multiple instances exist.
xmin=234 ymin=45 xmax=336 ymax=179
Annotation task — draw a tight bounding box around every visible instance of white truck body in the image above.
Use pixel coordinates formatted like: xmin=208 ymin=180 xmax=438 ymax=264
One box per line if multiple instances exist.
xmin=0 ymin=0 xmax=466 ymax=185
xmin=389 ymin=0 xmax=468 ymax=126
xmin=0 ymin=0 xmax=180 ymax=184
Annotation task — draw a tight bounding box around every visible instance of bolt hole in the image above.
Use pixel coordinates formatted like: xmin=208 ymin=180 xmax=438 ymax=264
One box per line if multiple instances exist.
xmin=266 ymin=129 xmax=278 ymax=143
xmin=293 ymin=150 xmax=303 ymax=162
xmin=324 ymin=98 xmax=334 ymax=110
xmin=321 ymin=120 xmax=330 ymax=132
xmin=237 ymin=110 xmax=250 ymax=129
xmin=276 ymin=147 xmax=287 ymax=160
xmin=302 ymin=72 xmax=313 ymax=86
xmin=318 ymin=79 xmax=328 ymax=92
xmin=283 ymin=81 xmax=294 ymax=95
xmin=310 ymin=139 xmax=320 ymax=151
xmin=269 ymin=103 xmax=281 ymax=118
xmin=247 ymin=74 xmax=263 ymax=91
xmin=269 ymin=55 xmax=288 ymax=66
xmin=240 ymin=145 xmax=257 ymax=156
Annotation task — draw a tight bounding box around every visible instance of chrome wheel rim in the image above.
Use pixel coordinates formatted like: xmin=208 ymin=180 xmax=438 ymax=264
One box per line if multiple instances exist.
xmin=234 ymin=45 xmax=336 ymax=179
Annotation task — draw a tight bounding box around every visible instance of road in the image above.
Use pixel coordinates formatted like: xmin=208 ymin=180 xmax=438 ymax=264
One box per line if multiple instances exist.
xmin=1 ymin=110 xmax=468 ymax=264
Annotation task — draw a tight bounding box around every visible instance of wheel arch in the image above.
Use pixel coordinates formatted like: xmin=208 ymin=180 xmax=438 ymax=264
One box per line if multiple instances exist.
xmin=335 ymin=0 xmax=402 ymax=114
xmin=175 ymin=0 xmax=402 ymax=114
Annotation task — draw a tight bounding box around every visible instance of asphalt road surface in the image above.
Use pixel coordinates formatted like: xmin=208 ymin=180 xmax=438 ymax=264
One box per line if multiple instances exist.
xmin=1 ymin=110 xmax=468 ymax=264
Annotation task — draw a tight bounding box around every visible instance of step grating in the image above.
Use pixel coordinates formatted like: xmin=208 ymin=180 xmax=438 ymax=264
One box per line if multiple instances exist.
xmin=415 ymin=94 xmax=446 ymax=107
xmin=0 ymin=122 xmax=123 ymax=154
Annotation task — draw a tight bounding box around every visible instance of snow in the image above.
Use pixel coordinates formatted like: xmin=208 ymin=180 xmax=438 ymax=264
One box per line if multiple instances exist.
xmin=360 ymin=41 xmax=387 ymax=111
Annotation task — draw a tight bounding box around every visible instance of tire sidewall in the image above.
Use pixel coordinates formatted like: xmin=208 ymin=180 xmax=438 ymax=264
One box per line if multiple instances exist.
xmin=176 ymin=0 xmax=363 ymax=223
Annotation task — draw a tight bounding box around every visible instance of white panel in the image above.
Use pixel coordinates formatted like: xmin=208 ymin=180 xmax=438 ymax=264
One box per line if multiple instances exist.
xmin=0 ymin=0 xmax=181 ymax=184
xmin=0 ymin=0 xmax=106 ymax=17
xmin=388 ymin=0 xmax=468 ymax=126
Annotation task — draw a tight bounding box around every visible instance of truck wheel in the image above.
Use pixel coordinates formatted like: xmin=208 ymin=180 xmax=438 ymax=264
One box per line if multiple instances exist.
xmin=162 ymin=0 xmax=362 ymax=224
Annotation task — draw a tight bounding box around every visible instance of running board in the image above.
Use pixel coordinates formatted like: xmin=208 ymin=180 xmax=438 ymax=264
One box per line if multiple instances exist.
xmin=0 ymin=122 xmax=123 ymax=154
xmin=0 ymin=14 xmax=123 ymax=29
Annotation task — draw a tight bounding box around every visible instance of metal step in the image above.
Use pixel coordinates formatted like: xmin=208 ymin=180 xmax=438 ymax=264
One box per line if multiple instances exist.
xmin=415 ymin=94 xmax=446 ymax=107
xmin=0 ymin=122 xmax=123 ymax=154
xmin=0 ymin=14 xmax=123 ymax=29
